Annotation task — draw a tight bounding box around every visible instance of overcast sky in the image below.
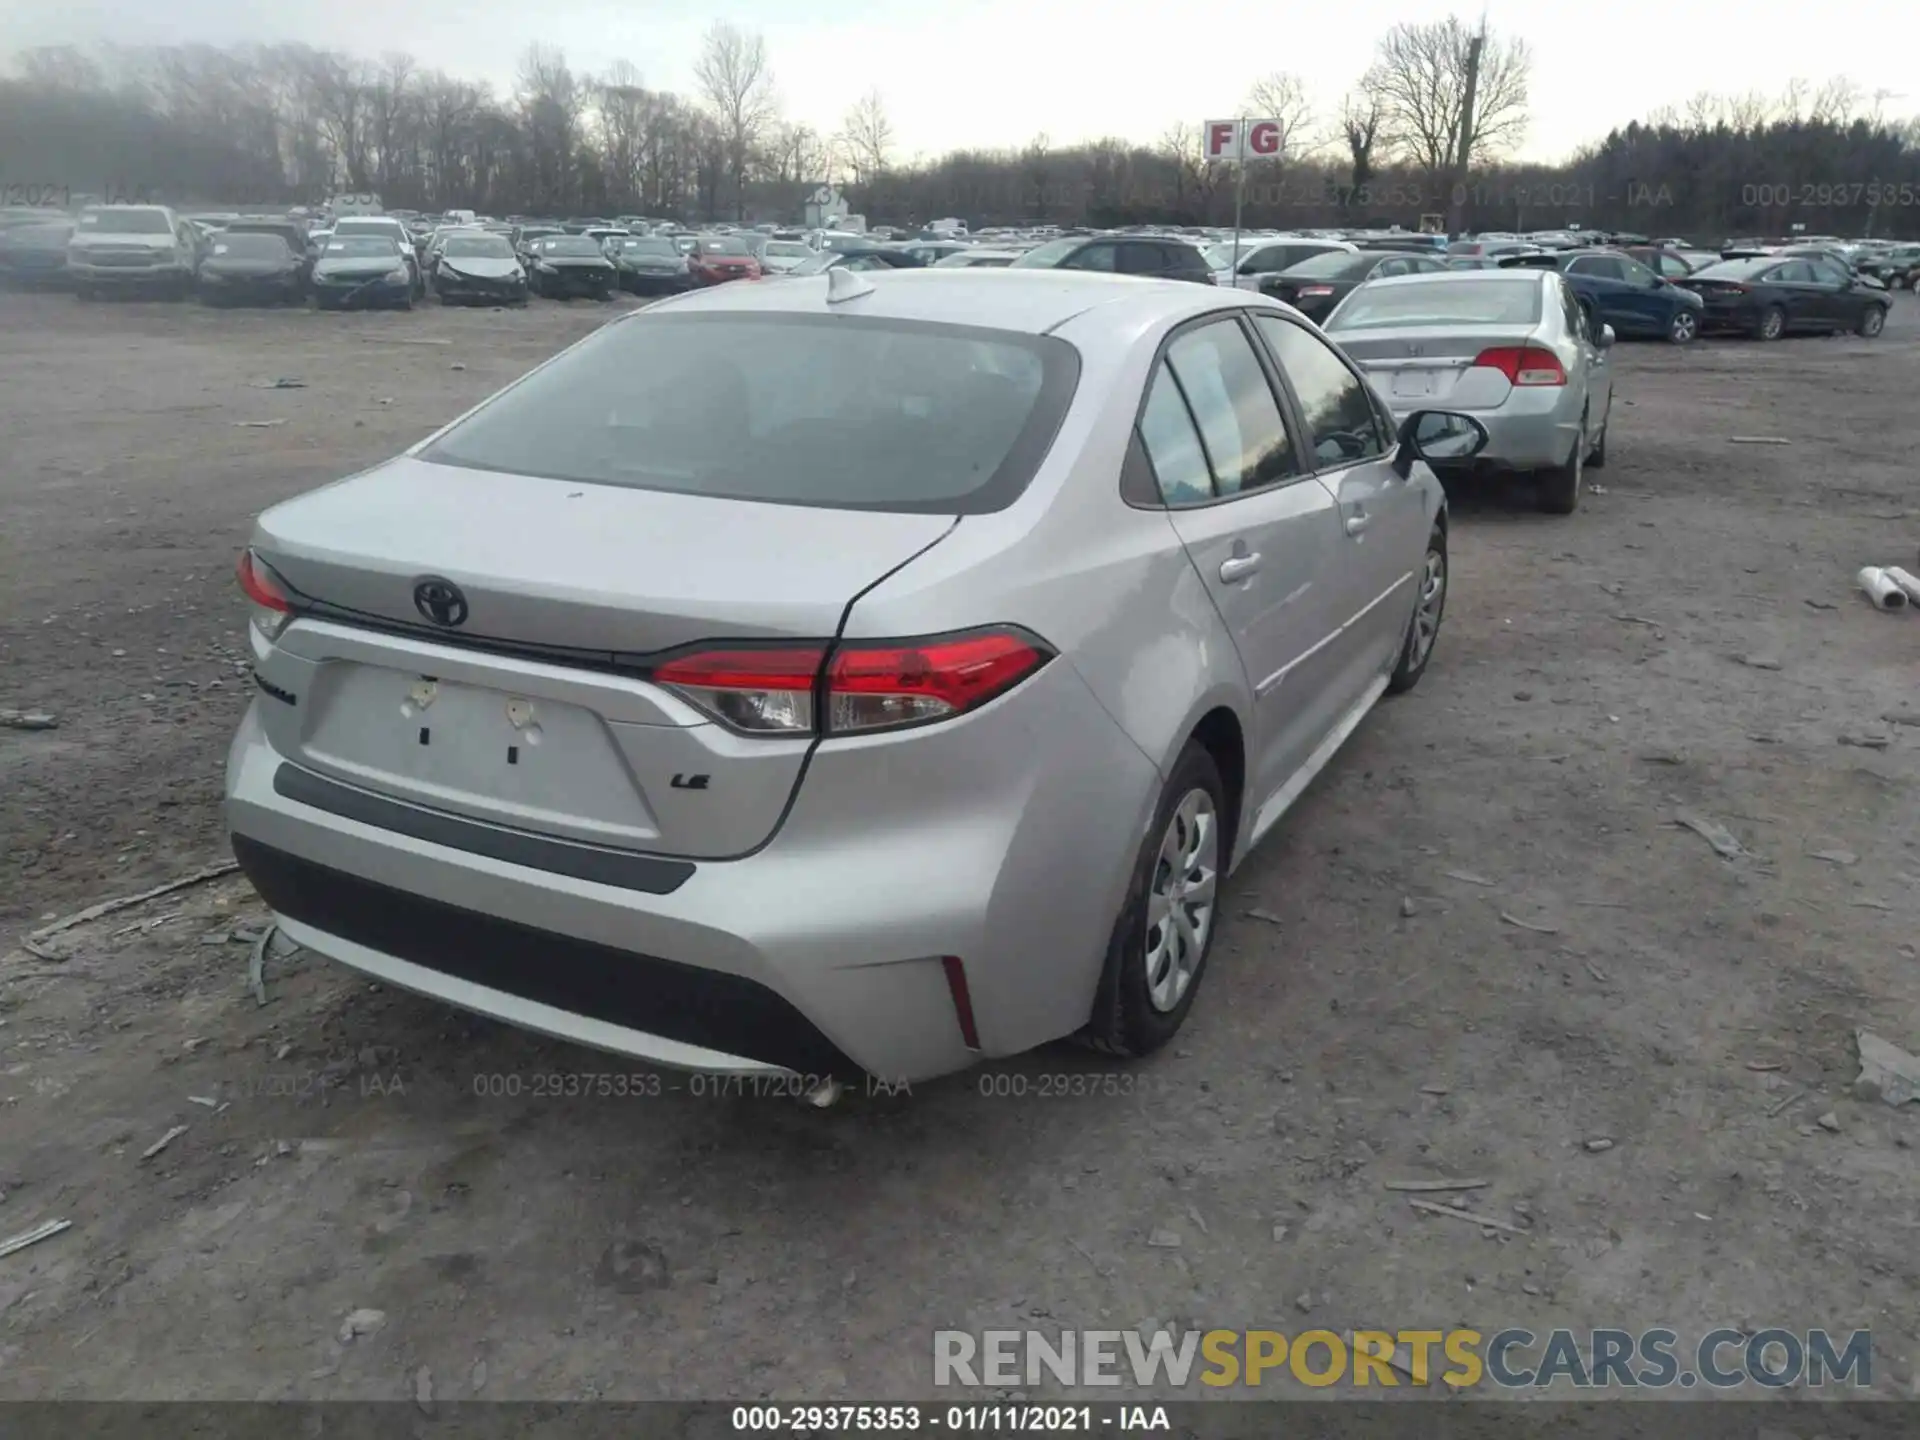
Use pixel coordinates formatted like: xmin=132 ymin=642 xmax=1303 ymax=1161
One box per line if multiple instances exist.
xmin=3 ymin=0 xmax=1908 ymax=163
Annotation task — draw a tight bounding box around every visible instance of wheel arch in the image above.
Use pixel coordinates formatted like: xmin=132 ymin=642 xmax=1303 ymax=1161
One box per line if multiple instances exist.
xmin=1184 ymin=704 xmax=1248 ymax=869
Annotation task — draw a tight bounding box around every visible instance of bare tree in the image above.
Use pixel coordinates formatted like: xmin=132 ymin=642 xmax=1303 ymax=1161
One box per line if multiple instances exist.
xmin=1810 ymin=76 xmax=1861 ymax=126
xmin=1241 ymin=72 xmax=1316 ymax=160
xmin=838 ymin=89 xmax=894 ymax=184
xmin=1369 ymin=17 xmax=1530 ymax=179
xmin=693 ymin=22 xmax=776 ymax=220
xmin=517 ymin=43 xmax=582 ymax=213
xmin=1340 ymin=87 xmax=1384 ymax=199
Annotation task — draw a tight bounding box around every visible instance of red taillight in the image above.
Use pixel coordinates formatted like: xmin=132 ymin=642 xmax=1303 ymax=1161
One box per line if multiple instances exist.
xmin=1471 ymin=345 xmax=1567 ymax=386
xmin=652 ymin=645 xmax=824 ymax=733
xmin=236 ymin=548 xmax=290 ymax=611
xmin=236 ymin=548 xmax=294 ymax=641
xmin=650 ymin=627 xmax=1053 ymax=737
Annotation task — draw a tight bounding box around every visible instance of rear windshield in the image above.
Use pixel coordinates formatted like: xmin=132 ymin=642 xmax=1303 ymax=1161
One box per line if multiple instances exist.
xmin=1688 ymin=259 xmax=1772 ymax=280
xmin=1327 ymin=277 xmax=1543 ymax=330
xmin=418 ymin=313 xmax=1080 ymax=514
xmin=1282 ymin=251 xmax=1381 ymax=280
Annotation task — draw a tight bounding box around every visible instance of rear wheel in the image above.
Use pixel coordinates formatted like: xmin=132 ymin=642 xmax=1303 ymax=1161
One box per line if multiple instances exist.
xmin=1756 ymin=305 xmax=1786 ymax=341
xmin=1387 ymin=521 xmax=1447 ymax=695
xmin=1858 ymin=305 xmax=1887 ymax=339
xmin=1078 ymin=742 xmax=1225 ymax=1058
xmin=1667 ymin=308 xmax=1698 ymax=344
xmin=1536 ymin=410 xmax=1587 ymax=515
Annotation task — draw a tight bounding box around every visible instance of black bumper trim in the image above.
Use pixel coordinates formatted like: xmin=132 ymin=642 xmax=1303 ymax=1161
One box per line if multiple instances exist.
xmin=271 ymin=762 xmax=695 ymax=896
xmin=230 ymin=835 xmax=864 ymax=1077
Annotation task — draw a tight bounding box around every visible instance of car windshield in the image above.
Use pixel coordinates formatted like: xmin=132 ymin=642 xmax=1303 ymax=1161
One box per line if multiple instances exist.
xmin=443 ymin=236 xmax=514 ymax=258
xmin=1282 ymin=251 xmax=1382 ymax=280
xmin=543 ymin=238 xmax=605 ymax=257
xmin=697 ymin=237 xmax=750 ymax=255
xmin=1689 ymin=259 xmax=1775 ymax=280
xmin=325 ymin=238 xmax=400 ymax=258
xmin=418 ymin=313 xmax=1077 ymax=514
xmin=765 ymin=242 xmax=810 ymax=257
xmin=79 ymin=208 xmax=171 ymax=234
xmin=6 ymin=223 xmax=72 ymax=248
xmin=335 ymin=220 xmax=399 ymax=234
xmin=1327 ymin=277 xmax=1544 ymax=329
xmin=212 ymin=234 xmax=294 ymax=259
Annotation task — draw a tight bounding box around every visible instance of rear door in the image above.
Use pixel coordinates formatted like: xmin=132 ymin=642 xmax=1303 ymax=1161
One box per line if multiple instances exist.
xmin=1804 ymin=257 xmax=1855 ymax=326
xmin=1565 ymin=255 xmax=1637 ymax=332
xmin=1253 ymin=313 xmax=1423 ymax=690
xmin=1141 ymin=319 xmax=1350 ymax=800
xmin=1764 ymin=260 xmax=1822 ymax=328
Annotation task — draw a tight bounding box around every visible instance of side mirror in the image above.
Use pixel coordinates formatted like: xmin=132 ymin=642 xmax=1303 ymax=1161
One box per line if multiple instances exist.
xmin=1596 ymin=323 xmax=1616 ymax=349
xmin=1393 ymin=410 xmax=1490 ymax=478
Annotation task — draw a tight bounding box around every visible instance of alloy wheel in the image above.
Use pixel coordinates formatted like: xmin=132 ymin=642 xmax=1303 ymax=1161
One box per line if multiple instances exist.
xmin=1144 ymin=790 xmax=1218 ymax=1013
xmin=1670 ymin=310 xmax=1698 ymax=343
xmin=1411 ymin=546 xmax=1447 ymax=668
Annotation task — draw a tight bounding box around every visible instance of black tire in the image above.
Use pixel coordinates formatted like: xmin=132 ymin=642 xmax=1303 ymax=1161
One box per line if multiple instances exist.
xmin=1857 ymin=305 xmax=1887 ymax=339
xmin=1755 ymin=305 xmax=1786 ymax=341
xmin=1588 ymin=402 xmax=1609 ymax=469
xmin=1387 ymin=520 xmax=1447 ymax=695
xmin=1077 ymin=742 xmax=1227 ymax=1059
xmin=1536 ymin=409 xmax=1587 ymax=515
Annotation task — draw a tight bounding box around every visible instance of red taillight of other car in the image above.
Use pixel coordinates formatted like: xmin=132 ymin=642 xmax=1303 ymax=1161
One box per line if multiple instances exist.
xmin=236 ymin=547 xmax=294 ymax=641
xmin=651 ymin=627 xmax=1054 ymax=737
xmin=1471 ymin=344 xmax=1568 ymax=386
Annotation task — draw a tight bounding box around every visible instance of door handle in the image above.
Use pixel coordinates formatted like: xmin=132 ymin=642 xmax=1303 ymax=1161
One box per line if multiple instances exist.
xmin=1345 ymin=513 xmax=1371 ymax=536
xmin=1218 ymin=554 xmax=1263 ymax=582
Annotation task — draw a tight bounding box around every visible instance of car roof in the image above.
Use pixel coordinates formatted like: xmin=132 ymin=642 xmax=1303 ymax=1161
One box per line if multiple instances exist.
xmin=641 ymin=268 xmax=1261 ymax=336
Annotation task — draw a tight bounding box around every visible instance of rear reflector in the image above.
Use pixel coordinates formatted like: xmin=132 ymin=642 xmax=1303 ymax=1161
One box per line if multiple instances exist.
xmin=651 ymin=627 xmax=1054 ymax=737
xmin=941 ymin=956 xmax=982 ymax=1050
xmin=1471 ymin=344 xmax=1567 ymax=386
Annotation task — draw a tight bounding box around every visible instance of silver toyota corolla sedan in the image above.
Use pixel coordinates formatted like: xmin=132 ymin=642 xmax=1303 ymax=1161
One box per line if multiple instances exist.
xmin=224 ymin=269 xmax=1487 ymax=1084
xmin=1322 ymin=269 xmax=1614 ymax=515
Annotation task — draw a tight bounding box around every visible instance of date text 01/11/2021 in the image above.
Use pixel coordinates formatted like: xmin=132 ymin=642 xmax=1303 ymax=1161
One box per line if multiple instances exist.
xmin=730 ymin=1404 xmax=1171 ymax=1431
xmin=0 ymin=183 xmax=158 ymax=208
xmin=466 ymin=1071 xmax=913 ymax=1099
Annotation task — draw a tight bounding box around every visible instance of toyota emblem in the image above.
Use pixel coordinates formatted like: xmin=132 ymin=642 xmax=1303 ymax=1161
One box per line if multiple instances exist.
xmin=412 ymin=576 xmax=469 ymax=628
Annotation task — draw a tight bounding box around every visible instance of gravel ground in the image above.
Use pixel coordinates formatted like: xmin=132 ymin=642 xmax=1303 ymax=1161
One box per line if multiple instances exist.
xmin=1 ymin=287 xmax=1917 ymax=1402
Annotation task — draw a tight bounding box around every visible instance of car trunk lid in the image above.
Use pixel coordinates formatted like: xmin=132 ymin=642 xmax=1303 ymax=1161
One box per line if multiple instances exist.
xmin=1331 ymin=323 xmax=1540 ymax=409
xmin=251 ymin=456 xmax=956 ymax=858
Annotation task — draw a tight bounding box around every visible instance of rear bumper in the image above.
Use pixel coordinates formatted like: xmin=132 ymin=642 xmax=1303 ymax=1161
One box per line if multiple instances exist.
xmin=1384 ymin=391 xmax=1576 ymax=472
xmin=223 ymin=659 xmax=1159 ymax=1084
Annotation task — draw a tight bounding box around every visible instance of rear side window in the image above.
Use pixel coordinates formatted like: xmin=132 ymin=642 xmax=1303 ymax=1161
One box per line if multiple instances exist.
xmin=417 ymin=312 xmax=1079 ymax=515
xmin=1162 ymin=320 xmax=1298 ymax=497
xmin=1254 ymin=316 xmax=1387 ymax=467
xmin=1138 ymin=367 xmax=1215 ymax=506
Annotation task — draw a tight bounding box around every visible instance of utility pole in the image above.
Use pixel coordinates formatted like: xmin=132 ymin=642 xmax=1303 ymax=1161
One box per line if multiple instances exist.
xmin=1445 ymin=22 xmax=1486 ymax=237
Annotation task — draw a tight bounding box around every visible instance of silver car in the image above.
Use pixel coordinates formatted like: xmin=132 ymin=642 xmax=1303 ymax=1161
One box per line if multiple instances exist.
xmin=1322 ymin=269 xmax=1614 ymax=514
xmin=223 ymin=271 xmax=1486 ymax=1084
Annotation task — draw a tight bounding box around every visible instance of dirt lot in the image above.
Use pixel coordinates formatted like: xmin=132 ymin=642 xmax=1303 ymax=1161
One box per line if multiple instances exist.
xmin=1 ymin=286 xmax=1917 ymax=1404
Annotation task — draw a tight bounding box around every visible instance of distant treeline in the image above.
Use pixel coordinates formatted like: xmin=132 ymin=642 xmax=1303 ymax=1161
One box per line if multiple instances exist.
xmin=5 ymin=40 xmax=1920 ymax=240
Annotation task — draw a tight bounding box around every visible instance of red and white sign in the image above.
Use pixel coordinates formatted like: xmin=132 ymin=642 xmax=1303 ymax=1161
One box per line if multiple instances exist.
xmin=1203 ymin=118 xmax=1284 ymax=163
